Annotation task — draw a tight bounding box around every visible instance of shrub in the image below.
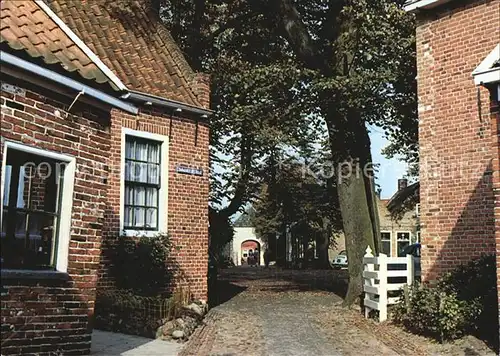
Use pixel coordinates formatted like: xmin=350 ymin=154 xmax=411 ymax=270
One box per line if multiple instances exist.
xmin=94 ymin=289 xmax=171 ymax=338
xmin=393 ymin=283 xmax=481 ymax=342
xmin=111 ymin=232 xmax=173 ymax=297
xmin=393 ymin=254 xmax=497 ymax=343
xmin=437 ymin=254 xmax=498 ymax=340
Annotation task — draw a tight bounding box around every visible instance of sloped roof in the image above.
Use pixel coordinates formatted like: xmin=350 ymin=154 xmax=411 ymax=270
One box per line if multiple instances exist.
xmin=0 ymin=0 xmax=117 ymax=90
xmin=46 ymin=0 xmax=203 ymax=108
xmin=234 ymin=206 xmax=256 ymax=228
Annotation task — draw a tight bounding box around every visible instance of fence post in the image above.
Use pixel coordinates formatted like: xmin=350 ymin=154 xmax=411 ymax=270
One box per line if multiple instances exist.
xmin=363 ymin=246 xmax=374 ymax=319
xmin=406 ymin=254 xmax=414 ymax=286
xmin=378 ymin=253 xmax=388 ymax=322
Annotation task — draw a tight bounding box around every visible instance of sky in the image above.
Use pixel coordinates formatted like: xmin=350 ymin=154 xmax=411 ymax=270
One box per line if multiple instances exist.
xmin=368 ymin=125 xmax=408 ymax=199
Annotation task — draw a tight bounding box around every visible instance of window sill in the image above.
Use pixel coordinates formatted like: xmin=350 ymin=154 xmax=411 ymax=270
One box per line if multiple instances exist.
xmin=1 ymin=269 xmax=70 ymax=281
xmin=122 ymin=229 xmax=164 ymax=238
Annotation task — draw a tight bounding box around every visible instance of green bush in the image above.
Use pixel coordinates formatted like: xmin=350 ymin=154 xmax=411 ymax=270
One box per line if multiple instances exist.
xmin=111 ymin=233 xmax=173 ymax=297
xmin=393 ymin=254 xmax=497 ymax=343
xmin=438 ymin=254 xmax=498 ymax=341
xmin=94 ymin=289 xmax=171 ymax=338
xmin=393 ymin=283 xmax=480 ymax=341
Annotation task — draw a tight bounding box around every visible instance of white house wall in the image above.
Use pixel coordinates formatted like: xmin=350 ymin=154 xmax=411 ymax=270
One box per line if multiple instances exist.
xmin=232 ymin=227 xmax=265 ymax=266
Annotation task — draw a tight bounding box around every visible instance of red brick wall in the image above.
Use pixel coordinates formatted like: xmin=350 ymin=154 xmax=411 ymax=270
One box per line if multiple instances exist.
xmin=490 ymin=88 xmax=500 ymax=341
xmin=1 ymin=78 xmax=110 ymax=354
xmin=416 ymin=0 xmax=500 ymax=281
xmin=99 ymin=108 xmax=209 ymax=301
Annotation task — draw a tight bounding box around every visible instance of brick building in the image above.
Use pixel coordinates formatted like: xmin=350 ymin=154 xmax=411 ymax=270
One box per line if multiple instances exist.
xmin=1 ymin=0 xmax=210 ymax=354
xmin=380 ymin=179 xmax=420 ymax=257
xmin=406 ymin=0 xmax=499 ymax=338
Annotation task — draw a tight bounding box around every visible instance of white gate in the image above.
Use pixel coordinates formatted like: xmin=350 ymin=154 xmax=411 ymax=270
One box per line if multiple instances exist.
xmin=363 ymin=246 xmax=420 ymax=322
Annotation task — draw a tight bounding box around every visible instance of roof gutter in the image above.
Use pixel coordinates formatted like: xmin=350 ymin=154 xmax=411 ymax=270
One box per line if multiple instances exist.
xmin=122 ymin=90 xmax=213 ymax=117
xmin=405 ymin=0 xmax=454 ymax=12
xmin=1 ymin=51 xmax=139 ymax=115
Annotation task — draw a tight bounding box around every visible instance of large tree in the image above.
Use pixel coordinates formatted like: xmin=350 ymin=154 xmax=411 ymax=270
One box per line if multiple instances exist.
xmin=156 ymin=0 xmax=417 ymax=306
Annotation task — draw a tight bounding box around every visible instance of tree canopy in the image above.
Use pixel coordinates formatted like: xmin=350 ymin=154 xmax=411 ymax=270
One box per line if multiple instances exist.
xmin=156 ymin=0 xmax=417 ymax=305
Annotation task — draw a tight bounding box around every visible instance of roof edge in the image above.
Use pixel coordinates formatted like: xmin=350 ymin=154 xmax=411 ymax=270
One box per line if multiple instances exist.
xmin=122 ymin=90 xmax=213 ymax=117
xmin=405 ymin=0 xmax=455 ymax=12
xmin=36 ymin=0 xmax=128 ymax=92
xmin=472 ymin=44 xmax=500 ymax=85
xmin=1 ymin=50 xmax=138 ymax=114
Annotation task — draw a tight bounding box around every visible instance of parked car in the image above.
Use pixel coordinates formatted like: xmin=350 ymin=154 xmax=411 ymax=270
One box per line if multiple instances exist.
xmin=332 ymin=250 xmax=348 ymax=269
xmin=400 ymin=243 xmax=421 ymax=258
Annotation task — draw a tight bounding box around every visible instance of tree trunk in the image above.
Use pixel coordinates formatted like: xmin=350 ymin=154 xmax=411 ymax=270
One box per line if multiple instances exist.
xmin=316 ymin=219 xmax=332 ymax=269
xmin=327 ymin=110 xmax=379 ymax=307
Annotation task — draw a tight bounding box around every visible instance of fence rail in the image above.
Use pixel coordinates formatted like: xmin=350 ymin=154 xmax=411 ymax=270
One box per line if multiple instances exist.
xmin=362 ymin=246 xmax=420 ymax=322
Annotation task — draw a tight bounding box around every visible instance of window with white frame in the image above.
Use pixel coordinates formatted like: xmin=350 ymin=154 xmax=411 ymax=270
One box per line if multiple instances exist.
xmin=397 ymin=231 xmax=411 ymax=257
xmin=380 ymin=231 xmax=392 ymax=256
xmin=1 ymin=142 xmax=75 ymax=271
xmin=416 ymin=230 xmax=421 ymax=244
xmin=121 ymin=130 xmax=168 ymax=234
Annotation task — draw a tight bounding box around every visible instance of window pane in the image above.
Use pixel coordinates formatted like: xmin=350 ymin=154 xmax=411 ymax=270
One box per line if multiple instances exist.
xmin=125 ymin=140 xmax=134 ymax=159
xmin=148 ymin=164 xmax=159 ymax=185
xmin=146 ymin=187 xmax=157 ymax=207
xmin=381 ymin=232 xmax=391 ymax=241
xmin=381 ymin=241 xmax=391 ymax=256
xmin=1 ymin=213 xmax=56 ymax=268
xmin=125 ymin=161 xmax=131 ymax=181
xmin=134 ymin=207 xmax=145 ymax=227
xmin=146 ymin=208 xmax=157 ymax=229
xmin=125 ymin=186 xmax=133 ymax=205
xmin=124 ymin=207 xmax=133 ymax=227
xmin=134 ymin=187 xmax=146 ymax=206
xmin=2 ymin=165 xmax=12 ymax=207
xmin=135 ymin=142 xmax=148 ymax=161
xmin=149 ymin=144 xmax=160 ymax=163
xmin=397 ymin=232 xmax=410 ymax=240
xmin=18 ymin=163 xmax=59 ymax=213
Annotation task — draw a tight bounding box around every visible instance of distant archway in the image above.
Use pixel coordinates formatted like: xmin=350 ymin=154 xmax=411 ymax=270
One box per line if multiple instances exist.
xmin=240 ymin=239 xmax=261 ymax=266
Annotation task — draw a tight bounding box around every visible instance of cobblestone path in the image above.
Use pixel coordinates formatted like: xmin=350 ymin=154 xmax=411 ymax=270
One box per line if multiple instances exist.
xmin=180 ymin=267 xmax=396 ymax=356
xmin=180 ymin=267 xmax=496 ymax=356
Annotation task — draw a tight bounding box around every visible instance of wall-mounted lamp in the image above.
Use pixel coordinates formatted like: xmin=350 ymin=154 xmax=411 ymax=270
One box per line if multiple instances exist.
xmin=145 ymin=101 xmax=153 ymax=106
xmin=175 ymin=108 xmax=182 ymax=113
xmin=201 ymin=114 xmax=208 ymax=119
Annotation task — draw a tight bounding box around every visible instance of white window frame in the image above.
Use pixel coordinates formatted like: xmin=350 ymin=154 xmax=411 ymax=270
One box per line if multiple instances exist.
xmin=380 ymin=231 xmax=392 ymax=256
xmin=120 ymin=128 xmax=169 ymax=237
xmin=396 ymin=231 xmax=412 ymax=256
xmin=0 ymin=140 xmax=76 ymax=273
xmin=416 ymin=231 xmax=421 ymax=244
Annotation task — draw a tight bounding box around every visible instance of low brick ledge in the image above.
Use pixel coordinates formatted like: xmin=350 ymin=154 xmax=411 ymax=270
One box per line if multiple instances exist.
xmin=178 ymin=309 xmax=222 ymax=356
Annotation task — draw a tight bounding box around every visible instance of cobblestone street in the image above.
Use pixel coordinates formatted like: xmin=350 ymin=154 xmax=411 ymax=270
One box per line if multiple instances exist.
xmin=180 ymin=267 xmax=495 ymax=356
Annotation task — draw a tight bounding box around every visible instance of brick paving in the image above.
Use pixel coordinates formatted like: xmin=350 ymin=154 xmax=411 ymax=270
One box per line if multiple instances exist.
xmin=180 ymin=267 xmax=496 ymax=356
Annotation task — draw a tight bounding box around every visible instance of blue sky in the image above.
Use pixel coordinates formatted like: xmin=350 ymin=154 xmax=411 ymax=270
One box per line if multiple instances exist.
xmin=368 ymin=125 xmax=408 ymax=199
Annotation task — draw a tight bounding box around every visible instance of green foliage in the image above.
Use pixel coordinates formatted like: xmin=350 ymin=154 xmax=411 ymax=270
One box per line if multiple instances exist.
xmin=94 ymin=289 xmax=171 ymax=338
xmin=438 ymin=254 xmax=498 ymax=340
xmin=393 ymin=255 xmax=497 ymax=343
xmin=111 ymin=233 xmax=173 ymax=297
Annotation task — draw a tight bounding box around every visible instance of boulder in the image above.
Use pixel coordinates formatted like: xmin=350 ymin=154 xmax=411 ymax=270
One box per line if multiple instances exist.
xmin=175 ymin=318 xmax=185 ymax=328
xmin=186 ymin=303 xmax=203 ymax=316
xmin=172 ymin=330 xmax=184 ymax=339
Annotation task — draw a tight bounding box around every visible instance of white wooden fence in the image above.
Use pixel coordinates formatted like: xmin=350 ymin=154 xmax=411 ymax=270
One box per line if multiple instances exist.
xmin=363 ymin=246 xmax=421 ymax=322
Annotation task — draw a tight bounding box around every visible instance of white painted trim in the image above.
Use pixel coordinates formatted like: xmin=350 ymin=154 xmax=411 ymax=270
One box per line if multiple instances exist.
xmin=0 ymin=141 xmax=76 ymax=273
xmin=473 ymin=68 xmax=500 ymax=86
xmin=405 ymin=0 xmax=454 ymax=12
xmin=35 ymin=0 xmax=127 ymax=92
xmin=119 ymin=128 xmax=169 ymax=237
xmin=472 ymin=44 xmax=500 ymax=85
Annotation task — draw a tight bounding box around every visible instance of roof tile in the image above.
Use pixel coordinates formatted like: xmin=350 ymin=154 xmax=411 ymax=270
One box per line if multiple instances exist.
xmin=0 ymin=0 xmax=116 ymax=90
xmin=47 ymin=0 xmax=204 ymax=107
